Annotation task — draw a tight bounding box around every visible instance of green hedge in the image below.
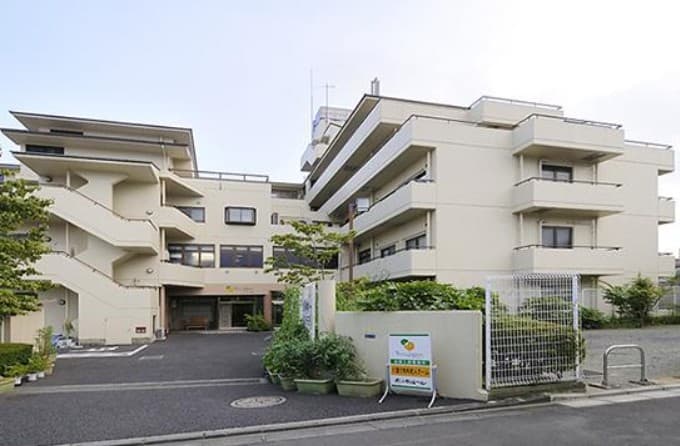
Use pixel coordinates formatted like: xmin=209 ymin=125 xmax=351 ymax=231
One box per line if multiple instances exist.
xmin=0 ymin=343 xmax=33 ymax=376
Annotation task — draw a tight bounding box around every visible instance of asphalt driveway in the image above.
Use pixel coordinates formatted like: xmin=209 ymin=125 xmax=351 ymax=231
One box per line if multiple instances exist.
xmin=0 ymin=332 xmax=470 ymax=446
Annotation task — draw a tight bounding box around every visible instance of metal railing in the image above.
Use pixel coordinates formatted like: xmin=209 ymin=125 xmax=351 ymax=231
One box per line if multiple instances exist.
xmin=514 ymin=244 xmax=621 ymax=251
xmin=659 ymin=196 xmax=675 ymax=201
xmin=514 ymin=177 xmax=622 ymax=188
xmin=39 ymin=183 xmax=158 ymax=230
xmin=624 ymin=139 xmax=673 ymax=151
xmin=515 ymin=113 xmax=623 ymax=130
xmin=602 ymin=344 xmax=648 ymax=387
xmin=170 ymin=168 xmax=269 ymax=183
xmin=469 ymin=95 xmax=563 ymax=111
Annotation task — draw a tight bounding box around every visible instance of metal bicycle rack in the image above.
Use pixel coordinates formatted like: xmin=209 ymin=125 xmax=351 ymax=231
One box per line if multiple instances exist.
xmin=601 ymin=344 xmax=648 ymax=388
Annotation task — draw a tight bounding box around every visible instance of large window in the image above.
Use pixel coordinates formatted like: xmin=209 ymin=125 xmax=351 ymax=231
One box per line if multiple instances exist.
xmin=168 ymin=244 xmax=215 ymax=267
xmin=272 ymin=246 xmax=338 ymax=269
xmin=358 ymin=249 xmax=372 ymax=265
xmin=224 ymin=207 xmax=256 ymax=225
xmin=380 ymin=245 xmax=396 ymax=258
xmin=220 ymin=245 xmax=263 ymax=268
xmin=541 ymin=164 xmax=573 ymax=182
xmin=176 ymin=206 xmax=205 ymax=223
xmin=405 ymin=234 xmax=427 ymax=250
xmin=25 ymin=144 xmax=64 ymax=155
xmin=541 ymin=226 xmax=573 ymax=249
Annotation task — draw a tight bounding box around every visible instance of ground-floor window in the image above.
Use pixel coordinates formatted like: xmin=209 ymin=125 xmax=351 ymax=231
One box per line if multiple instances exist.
xmin=169 ymin=295 xmax=264 ymax=330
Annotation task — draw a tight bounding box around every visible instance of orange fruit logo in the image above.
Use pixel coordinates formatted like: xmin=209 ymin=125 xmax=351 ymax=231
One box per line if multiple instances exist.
xmin=400 ymin=338 xmax=415 ymax=351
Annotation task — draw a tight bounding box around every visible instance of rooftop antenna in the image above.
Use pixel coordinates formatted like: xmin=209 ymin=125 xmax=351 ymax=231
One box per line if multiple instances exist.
xmin=322 ymin=82 xmax=336 ymax=123
xmin=370 ymin=77 xmax=380 ymax=96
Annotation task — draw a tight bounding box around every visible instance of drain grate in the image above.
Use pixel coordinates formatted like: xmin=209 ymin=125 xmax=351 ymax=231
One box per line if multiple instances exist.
xmin=230 ymin=396 xmax=287 ymax=409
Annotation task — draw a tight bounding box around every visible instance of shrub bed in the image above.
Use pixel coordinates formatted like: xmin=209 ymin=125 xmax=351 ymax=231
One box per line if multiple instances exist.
xmin=0 ymin=343 xmax=33 ymax=376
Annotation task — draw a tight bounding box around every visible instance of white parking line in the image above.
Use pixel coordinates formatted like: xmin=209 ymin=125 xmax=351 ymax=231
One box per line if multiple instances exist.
xmin=57 ymin=344 xmax=149 ymax=359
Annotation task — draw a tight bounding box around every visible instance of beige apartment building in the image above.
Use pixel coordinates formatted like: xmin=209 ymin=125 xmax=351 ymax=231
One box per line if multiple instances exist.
xmin=0 ymin=93 xmax=675 ymax=345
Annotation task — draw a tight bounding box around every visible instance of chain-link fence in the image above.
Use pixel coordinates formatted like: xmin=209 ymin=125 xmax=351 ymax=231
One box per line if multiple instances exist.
xmin=485 ymin=273 xmax=581 ymax=390
xmin=657 ymin=285 xmax=680 ymax=314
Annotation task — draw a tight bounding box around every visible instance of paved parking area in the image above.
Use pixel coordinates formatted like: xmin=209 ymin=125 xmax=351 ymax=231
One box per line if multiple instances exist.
xmin=0 ymin=332 xmax=469 ymax=446
xmin=583 ymin=325 xmax=680 ymax=383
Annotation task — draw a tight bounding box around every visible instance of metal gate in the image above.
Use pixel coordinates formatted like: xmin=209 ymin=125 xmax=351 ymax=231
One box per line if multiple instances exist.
xmin=485 ymin=273 xmax=581 ymax=390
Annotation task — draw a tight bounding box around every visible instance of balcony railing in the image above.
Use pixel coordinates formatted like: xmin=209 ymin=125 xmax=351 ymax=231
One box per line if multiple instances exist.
xmin=625 ymin=140 xmax=673 ymax=151
xmin=514 ymin=244 xmax=621 ymax=251
xmin=514 ymin=113 xmax=623 ymax=130
xmin=170 ymin=168 xmax=269 ymax=183
xmin=514 ymin=177 xmax=622 ymax=188
xmin=469 ymin=95 xmax=563 ymax=111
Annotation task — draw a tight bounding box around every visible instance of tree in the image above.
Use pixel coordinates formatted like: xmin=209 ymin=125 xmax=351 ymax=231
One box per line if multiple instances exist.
xmin=265 ymin=220 xmax=353 ymax=286
xmin=0 ymin=170 xmax=52 ymax=318
xmin=602 ymin=275 xmax=665 ymax=327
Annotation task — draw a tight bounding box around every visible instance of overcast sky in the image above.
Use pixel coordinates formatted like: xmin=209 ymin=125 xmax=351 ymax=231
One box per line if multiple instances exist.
xmin=1 ymin=0 xmax=678 ymax=253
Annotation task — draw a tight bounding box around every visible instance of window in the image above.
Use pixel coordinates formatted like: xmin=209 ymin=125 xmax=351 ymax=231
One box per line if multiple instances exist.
xmin=224 ymin=207 xmax=256 ymax=225
xmin=271 ymin=188 xmax=301 ymax=199
xmin=176 ymin=206 xmax=205 ymax=223
xmin=405 ymin=234 xmax=427 ymax=250
xmin=272 ymin=246 xmax=338 ymax=269
xmin=25 ymin=144 xmax=64 ymax=155
xmin=358 ymin=249 xmax=372 ymax=265
xmin=168 ymin=244 xmax=214 ymax=267
xmin=541 ymin=226 xmax=573 ymax=249
xmin=541 ymin=164 xmax=573 ymax=182
xmin=271 ymin=212 xmax=279 ymax=225
xmin=380 ymin=245 xmax=396 ymax=258
xmin=220 ymin=245 xmax=263 ymax=268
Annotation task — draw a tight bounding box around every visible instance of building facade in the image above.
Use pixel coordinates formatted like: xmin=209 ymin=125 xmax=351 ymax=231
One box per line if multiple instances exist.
xmin=0 ymin=94 xmax=675 ymax=344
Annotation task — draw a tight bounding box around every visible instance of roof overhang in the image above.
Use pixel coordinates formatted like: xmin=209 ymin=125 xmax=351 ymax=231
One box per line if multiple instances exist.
xmin=12 ymin=152 xmax=159 ymax=183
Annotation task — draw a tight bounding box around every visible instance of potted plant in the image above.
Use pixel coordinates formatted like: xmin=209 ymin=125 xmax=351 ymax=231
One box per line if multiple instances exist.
xmin=6 ymin=364 xmax=28 ymax=386
xmin=35 ymin=326 xmax=57 ymax=375
xmin=277 ymin=341 xmax=308 ymax=392
xmin=331 ymin=336 xmax=383 ymax=398
xmin=294 ymin=334 xmax=360 ymax=395
xmin=30 ymin=354 xmax=48 ymax=379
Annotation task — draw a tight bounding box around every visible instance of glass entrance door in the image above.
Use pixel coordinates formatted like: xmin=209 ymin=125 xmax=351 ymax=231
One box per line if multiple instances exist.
xmin=218 ymin=303 xmax=232 ymax=329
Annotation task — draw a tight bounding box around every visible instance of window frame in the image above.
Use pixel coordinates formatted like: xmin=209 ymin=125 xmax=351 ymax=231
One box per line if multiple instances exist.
xmin=541 ymin=225 xmax=573 ymax=249
xmin=380 ymin=245 xmax=396 ymax=258
xmin=541 ymin=164 xmax=573 ymax=182
xmin=25 ymin=144 xmax=65 ymax=155
xmin=167 ymin=244 xmax=215 ymax=267
xmin=175 ymin=206 xmax=205 ymax=223
xmin=405 ymin=234 xmax=427 ymax=250
xmin=358 ymin=248 xmax=372 ymax=265
xmin=224 ymin=206 xmax=257 ymax=225
xmin=219 ymin=244 xmax=264 ymax=268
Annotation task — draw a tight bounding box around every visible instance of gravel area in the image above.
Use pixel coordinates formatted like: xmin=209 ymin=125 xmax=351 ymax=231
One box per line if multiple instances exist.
xmin=583 ymin=325 xmax=680 ymax=382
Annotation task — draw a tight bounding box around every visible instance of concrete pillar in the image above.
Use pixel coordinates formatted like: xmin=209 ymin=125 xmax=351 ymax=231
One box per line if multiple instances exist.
xmin=263 ymin=292 xmax=273 ymax=324
xmin=159 ymin=287 xmax=167 ymax=336
xmin=317 ymin=280 xmax=336 ymax=334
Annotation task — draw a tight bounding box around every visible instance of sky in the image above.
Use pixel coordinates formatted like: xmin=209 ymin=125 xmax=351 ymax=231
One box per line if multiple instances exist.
xmin=0 ymin=0 xmax=678 ymax=253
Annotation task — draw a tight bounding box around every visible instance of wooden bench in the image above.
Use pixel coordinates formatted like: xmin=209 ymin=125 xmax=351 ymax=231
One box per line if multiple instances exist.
xmin=183 ymin=316 xmax=209 ymax=330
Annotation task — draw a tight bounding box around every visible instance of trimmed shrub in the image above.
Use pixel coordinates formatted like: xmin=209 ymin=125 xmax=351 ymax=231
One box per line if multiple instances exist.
xmin=354 ymin=280 xmax=485 ymax=312
xmin=490 ymin=315 xmax=585 ymax=383
xmin=245 ymin=314 xmax=272 ymax=332
xmin=580 ymin=306 xmax=607 ymax=329
xmin=0 ymin=343 xmax=33 ymax=376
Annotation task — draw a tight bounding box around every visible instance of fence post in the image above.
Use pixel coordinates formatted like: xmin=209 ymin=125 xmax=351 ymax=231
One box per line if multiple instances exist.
xmin=572 ymin=275 xmax=581 ymax=379
xmin=485 ymin=280 xmax=492 ymax=391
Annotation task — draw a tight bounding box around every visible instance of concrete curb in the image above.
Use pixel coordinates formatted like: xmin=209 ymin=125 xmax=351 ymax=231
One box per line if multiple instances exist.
xmin=549 ymin=382 xmax=680 ymax=401
xmin=59 ymin=395 xmax=549 ymax=446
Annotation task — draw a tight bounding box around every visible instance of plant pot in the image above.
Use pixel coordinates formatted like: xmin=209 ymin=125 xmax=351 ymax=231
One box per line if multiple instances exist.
xmin=37 ymin=371 xmax=46 ymax=379
xmin=294 ymin=378 xmax=336 ymax=395
xmin=45 ymin=364 xmax=54 ymax=376
xmin=0 ymin=377 xmax=14 ymax=393
xmin=27 ymin=373 xmax=38 ymax=382
xmin=336 ymin=378 xmax=384 ymax=398
xmin=279 ymin=375 xmax=297 ymax=391
xmin=13 ymin=376 xmax=23 ymax=386
xmin=270 ymin=373 xmax=281 ymax=385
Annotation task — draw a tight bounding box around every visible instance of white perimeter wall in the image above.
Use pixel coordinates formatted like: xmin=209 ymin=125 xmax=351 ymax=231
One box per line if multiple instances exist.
xmin=335 ymin=310 xmax=486 ymax=401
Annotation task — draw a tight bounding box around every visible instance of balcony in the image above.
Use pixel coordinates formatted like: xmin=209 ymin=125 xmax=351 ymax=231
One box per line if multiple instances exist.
xmin=513 ymin=245 xmax=623 ymax=276
xmin=624 ymin=140 xmax=674 ymax=175
xmin=512 ymin=114 xmax=624 ymax=162
xmin=343 ymin=247 xmax=436 ymax=281
xmin=658 ymin=253 xmax=676 ymax=277
xmin=513 ymin=178 xmax=624 ymax=216
xmin=159 ymin=262 xmax=205 ymax=287
xmin=658 ymin=197 xmax=675 ymax=224
xmin=156 ymin=206 xmax=199 ymax=239
xmin=468 ymin=95 xmax=563 ymax=127
xmin=344 ymin=180 xmax=436 ymax=237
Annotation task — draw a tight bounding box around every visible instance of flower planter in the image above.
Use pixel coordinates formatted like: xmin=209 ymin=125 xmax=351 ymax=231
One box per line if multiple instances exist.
xmin=45 ymin=364 xmax=55 ymax=376
xmin=294 ymin=378 xmax=336 ymax=395
xmin=336 ymin=378 xmax=384 ymax=398
xmin=0 ymin=377 xmax=14 ymax=393
xmin=37 ymin=371 xmax=46 ymax=379
xmin=279 ymin=376 xmax=297 ymax=391
xmin=27 ymin=373 xmax=38 ymax=382
xmin=13 ymin=376 xmax=23 ymax=386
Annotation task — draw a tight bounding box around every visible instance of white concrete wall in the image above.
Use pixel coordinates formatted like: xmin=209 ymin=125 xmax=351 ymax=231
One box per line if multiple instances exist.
xmin=335 ymin=311 xmax=485 ymax=401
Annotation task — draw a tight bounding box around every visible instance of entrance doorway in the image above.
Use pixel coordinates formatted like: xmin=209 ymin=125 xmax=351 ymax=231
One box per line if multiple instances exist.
xmin=169 ymin=295 xmax=264 ymax=331
xmin=217 ymin=296 xmax=260 ymax=328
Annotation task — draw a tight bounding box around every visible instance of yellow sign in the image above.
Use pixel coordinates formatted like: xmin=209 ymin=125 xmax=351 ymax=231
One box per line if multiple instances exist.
xmin=390 ymin=365 xmax=431 ymax=378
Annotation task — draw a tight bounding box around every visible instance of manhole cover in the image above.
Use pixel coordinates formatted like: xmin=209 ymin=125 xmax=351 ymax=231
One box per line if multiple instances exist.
xmin=230 ymin=396 xmax=287 ymax=409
